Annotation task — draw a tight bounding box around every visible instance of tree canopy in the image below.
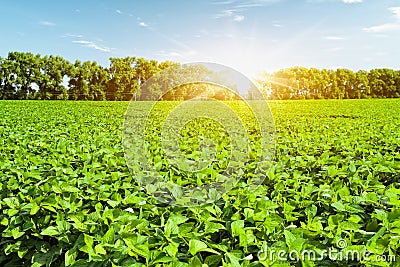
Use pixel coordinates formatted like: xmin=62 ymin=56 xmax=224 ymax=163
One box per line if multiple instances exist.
xmin=0 ymin=52 xmax=399 ymax=100
xmin=256 ymin=67 xmax=400 ymax=100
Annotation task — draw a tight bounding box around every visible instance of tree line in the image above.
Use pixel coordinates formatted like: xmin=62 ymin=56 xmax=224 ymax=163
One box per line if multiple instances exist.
xmin=256 ymin=67 xmax=400 ymax=100
xmin=0 ymin=52 xmax=399 ymax=100
xmin=0 ymin=51 xmax=179 ymax=100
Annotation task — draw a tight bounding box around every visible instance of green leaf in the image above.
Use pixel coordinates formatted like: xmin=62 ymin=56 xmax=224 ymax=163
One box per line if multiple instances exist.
xmin=285 ymin=230 xmax=306 ymax=251
xmin=95 ymin=244 xmax=107 ymax=255
xmin=340 ymin=221 xmax=360 ymax=231
xmin=331 ymin=201 xmax=346 ymax=212
xmin=30 ymin=202 xmax=40 ymax=215
xmin=11 ymin=228 xmax=24 ymax=239
xmin=349 ymin=162 xmax=356 ymax=172
xmin=40 ymin=226 xmax=59 ymax=236
xmin=164 ymin=242 xmax=179 ymax=257
xmin=57 ymin=220 xmax=71 ymax=233
xmin=205 ymin=222 xmax=225 ymax=233
xmin=164 ymin=213 xmax=188 ymax=237
xmin=188 ymin=239 xmax=220 ymax=256
xmin=327 ymin=165 xmax=339 ymax=177
xmin=231 ymin=220 xmax=245 ymax=236
xmin=79 ymin=234 xmax=94 ymax=254
xmin=71 ymin=259 xmax=90 ymax=267
xmin=102 ymin=227 xmax=115 ymax=244
xmin=205 ymin=255 xmax=222 ymax=266
xmin=131 ymin=244 xmax=150 ymax=258
xmin=65 ymin=249 xmax=77 ymax=266
xmin=189 ymin=256 xmax=202 ymax=267
xmin=189 ymin=239 xmax=208 ymax=255
xmin=226 ymin=252 xmax=241 ymax=266
xmin=84 ymin=234 xmax=94 ymax=247
xmin=164 ymin=219 xmax=179 ymax=238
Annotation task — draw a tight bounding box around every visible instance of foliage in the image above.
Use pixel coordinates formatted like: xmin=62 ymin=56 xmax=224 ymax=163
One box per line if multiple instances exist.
xmin=256 ymin=67 xmax=400 ymax=100
xmin=0 ymin=53 xmax=176 ymax=101
xmin=0 ymin=99 xmax=399 ymax=266
xmin=1 ymin=52 xmax=400 ymax=100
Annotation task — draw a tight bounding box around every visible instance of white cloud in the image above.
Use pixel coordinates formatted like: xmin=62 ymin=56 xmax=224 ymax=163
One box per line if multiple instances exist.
xmin=363 ymin=6 xmax=400 ymax=33
xmin=214 ymin=9 xmax=244 ymax=22
xmin=139 ymin=21 xmax=149 ymax=27
xmin=156 ymin=50 xmax=197 ymax=60
xmin=213 ymin=0 xmax=279 ymax=22
xmin=39 ymin=20 xmax=56 ymax=26
xmin=211 ymin=0 xmax=236 ymax=4
xmin=116 ymin=9 xmax=123 ymax=14
xmin=323 ymin=36 xmax=345 ymax=40
xmin=72 ymin=40 xmax=113 ymax=53
xmin=63 ymin=33 xmax=83 ymax=38
xmin=342 ymin=0 xmax=362 ymax=3
xmin=233 ymin=15 xmax=245 ymax=21
xmin=234 ymin=0 xmax=281 ymax=8
xmin=212 ymin=0 xmax=279 ymax=7
xmin=389 ymin=7 xmax=400 ymax=19
xmin=214 ymin=9 xmax=235 ymax=18
xmin=363 ymin=23 xmax=400 ymax=33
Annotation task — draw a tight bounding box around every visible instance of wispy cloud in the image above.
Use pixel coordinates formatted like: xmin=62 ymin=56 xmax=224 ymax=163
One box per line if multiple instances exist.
xmin=214 ymin=9 xmax=235 ymax=18
xmin=213 ymin=0 xmax=278 ymax=22
xmin=323 ymin=36 xmax=345 ymax=40
xmin=233 ymin=15 xmax=245 ymax=21
xmin=214 ymin=9 xmax=245 ymax=22
xmin=39 ymin=20 xmax=56 ymax=26
xmin=342 ymin=0 xmax=363 ymax=4
xmin=72 ymin=40 xmax=113 ymax=53
xmin=389 ymin=7 xmax=400 ymax=19
xmin=363 ymin=6 xmax=400 ymax=33
xmin=363 ymin=23 xmax=400 ymax=33
xmin=62 ymin=33 xmax=83 ymax=38
xmin=234 ymin=0 xmax=280 ymax=8
xmin=211 ymin=0 xmax=236 ymax=4
xmin=138 ymin=21 xmax=149 ymax=27
xmin=342 ymin=0 xmax=362 ymax=3
xmin=156 ymin=49 xmax=197 ymax=60
xmin=212 ymin=0 xmax=279 ymax=6
xmin=116 ymin=9 xmax=123 ymax=14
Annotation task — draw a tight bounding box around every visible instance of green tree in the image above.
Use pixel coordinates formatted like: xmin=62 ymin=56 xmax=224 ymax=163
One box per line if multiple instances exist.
xmin=335 ymin=69 xmax=354 ymax=99
xmin=394 ymin=70 xmax=400 ymax=98
xmin=87 ymin=62 xmax=109 ymax=101
xmin=369 ymin=69 xmax=385 ymax=98
xmin=108 ymin=57 xmax=139 ymax=100
xmin=355 ymin=70 xmax=370 ymax=98
xmin=316 ymin=69 xmax=332 ymax=99
xmin=141 ymin=63 xmax=212 ymax=101
xmin=134 ymin=58 xmax=162 ymax=100
xmin=37 ymin=55 xmax=73 ymax=100
xmin=270 ymin=68 xmax=296 ymax=100
xmin=69 ymin=60 xmax=91 ymax=100
xmin=1 ymin=52 xmax=42 ymax=99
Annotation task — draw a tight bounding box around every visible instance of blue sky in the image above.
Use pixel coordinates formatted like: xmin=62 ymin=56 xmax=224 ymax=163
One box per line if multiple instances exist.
xmin=0 ymin=0 xmax=399 ymax=78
